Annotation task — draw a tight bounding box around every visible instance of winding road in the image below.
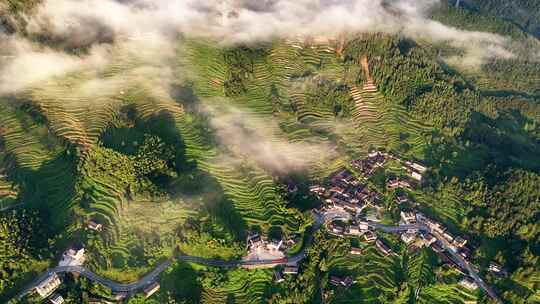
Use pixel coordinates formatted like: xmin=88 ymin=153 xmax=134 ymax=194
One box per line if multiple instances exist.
xmin=15 ymin=253 xmax=305 ymax=300
xmin=15 ymin=212 xmax=500 ymax=303
xmin=320 ymin=210 xmax=501 ymax=303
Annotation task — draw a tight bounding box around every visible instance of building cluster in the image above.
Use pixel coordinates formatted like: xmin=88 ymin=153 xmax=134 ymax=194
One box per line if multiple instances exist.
xmin=350 ymin=150 xmax=386 ymax=178
xmin=246 ymin=232 xmax=298 ymax=262
xmin=351 ymin=150 xmax=428 ymax=186
xmin=386 ymin=177 xmax=414 ymax=190
xmin=327 ymin=220 xmax=370 ymax=237
xmin=327 ymin=219 xmax=397 ymax=257
xmin=33 ymin=245 xmax=88 ymax=302
xmin=402 ymin=160 xmax=427 ymax=182
xmin=399 ymin=211 xmax=470 ymax=267
xmin=312 ymin=151 xmax=428 ymax=216
xmin=308 ymin=150 xmax=507 ymax=297
xmin=396 ymin=210 xmax=504 ymax=289
xmin=248 ymin=233 xmax=283 ymax=251
xmin=310 ymin=168 xmax=384 ymax=215
xmin=33 ymin=244 xmax=160 ymax=302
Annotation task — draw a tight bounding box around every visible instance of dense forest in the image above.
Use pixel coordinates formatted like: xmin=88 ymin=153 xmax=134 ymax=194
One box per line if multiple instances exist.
xmin=459 ymin=0 xmax=540 ymax=38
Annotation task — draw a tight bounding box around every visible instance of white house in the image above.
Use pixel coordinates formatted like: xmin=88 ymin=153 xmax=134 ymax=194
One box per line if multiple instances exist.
xmin=59 ymin=246 xmax=85 ymax=267
xmin=35 ymin=274 xmax=61 ymax=298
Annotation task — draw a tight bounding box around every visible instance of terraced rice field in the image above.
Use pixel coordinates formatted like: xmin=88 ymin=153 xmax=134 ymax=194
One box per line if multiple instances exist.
xmin=348 ymin=57 xmax=433 ymax=159
xmin=329 ymin=245 xmax=402 ymax=303
xmin=86 ymin=198 xmax=194 ymax=281
xmin=179 ymin=40 xmax=440 ymax=233
xmin=327 ymin=240 xmax=479 ymax=304
xmin=0 ymin=105 xmax=62 ymax=170
xmin=0 ymin=176 xmax=18 ymax=210
xmin=417 ymin=284 xmax=479 ymax=304
xmin=201 ymin=268 xmax=273 ymax=304
xmin=174 ymin=113 xmax=306 ymax=233
xmin=0 ymin=103 xmax=78 ymax=228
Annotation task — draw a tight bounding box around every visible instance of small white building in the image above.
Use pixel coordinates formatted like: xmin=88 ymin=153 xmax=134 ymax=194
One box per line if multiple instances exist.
xmin=442 ymin=232 xmax=454 ymax=242
xmin=113 ymin=293 xmax=128 ymax=301
xmin=401 ymin=231 xmax=417 ymax=245
xmin=347 ymin=225 xmax=363 ymax=236
xmin=283 ymin=266 xmax=299 ymax=275
xmin=87 ymin=220 xmax=102 ymax=232
xmin=144 ymin=282 xmax=160 ymax=298
xmin=368 ymin=150 xmax=380 ymax=158
xmin=488 ymin=262 xmax=506 ymax=275
xmin=350 ymin=247 xmax=363 ymax=255
xmin=35 ymin=273 xmax=61 ymax=298
xmin=410 ymin=171 xmax=423 ymax=181
xmin=358 ymin=222 xmax=370 ymax=231
xmin=411 ymin=163 xmax=427 ymax=173
xmin=400 ymin=211 xmax=416 ymax=224
xmin=425 ymin=219 xmax=446 ymax=234
xmin=49 ymin=293 xmax=64 ymax=304
xmin=59 ymin=245 xmax=85 ymax=267
xmin=420 ymin=233 xmax=437 ymax=247
xmin=458 ymin=277 xmax=478 ymax=290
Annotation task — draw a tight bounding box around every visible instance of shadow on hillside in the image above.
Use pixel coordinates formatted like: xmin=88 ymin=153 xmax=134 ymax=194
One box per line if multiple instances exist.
xmin=142 ymin=110 xmax=248 ymax=240
xmin=159 ymin=261 xmax=202 ymax=303
xmin=13 ymin=150 xmax=78 ymax=243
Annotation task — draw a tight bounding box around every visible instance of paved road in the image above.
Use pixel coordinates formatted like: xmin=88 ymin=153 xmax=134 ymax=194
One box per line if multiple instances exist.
xmin=15 ymin=213 xmax=499 ymax=303
xmin=15 ymin=252 xmax=305 ymax=300
xmin=370 ymin=222 xmax=501 ymax=303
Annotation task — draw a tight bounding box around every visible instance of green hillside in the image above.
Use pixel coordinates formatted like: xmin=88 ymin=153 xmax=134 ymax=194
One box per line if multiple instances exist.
xmin=1 ymin=0 xmax=539 ymax=303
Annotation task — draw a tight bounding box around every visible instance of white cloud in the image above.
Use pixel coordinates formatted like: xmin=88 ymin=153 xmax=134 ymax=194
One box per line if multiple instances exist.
xmin=18 ymin=0 xmax=515 ymax=64
xmin=201 ymin=102 xmax=336 ymax=174
xmin=0 ymin=35 xmax=83 ymax=94
xmin=0 ymin=0 xmax=520 ymax=97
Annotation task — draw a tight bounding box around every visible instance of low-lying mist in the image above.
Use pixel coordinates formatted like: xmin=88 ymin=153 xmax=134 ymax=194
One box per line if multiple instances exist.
xmin=0 ymin=0 xmax=531 ymax=175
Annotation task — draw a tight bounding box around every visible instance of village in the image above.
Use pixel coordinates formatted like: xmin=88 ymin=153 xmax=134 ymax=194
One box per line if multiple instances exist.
xmin=308 ymin=150 xmax=507 ymax=295
xmin=25 ymin=150 xmax=506 ymax=303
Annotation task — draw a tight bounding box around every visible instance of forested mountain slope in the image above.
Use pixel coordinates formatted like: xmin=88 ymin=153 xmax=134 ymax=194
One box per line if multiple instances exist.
xmin=459 ymin=0 xmax=540 ymax=38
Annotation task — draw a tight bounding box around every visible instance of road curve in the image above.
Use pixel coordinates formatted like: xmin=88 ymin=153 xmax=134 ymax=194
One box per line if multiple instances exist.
xmin=14 ymin=214 xmax=499 ymax=304
xmin=15 ymin=253 xmax=305 ymax=300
